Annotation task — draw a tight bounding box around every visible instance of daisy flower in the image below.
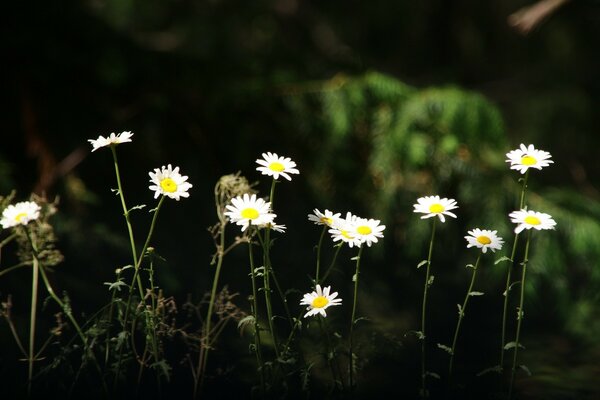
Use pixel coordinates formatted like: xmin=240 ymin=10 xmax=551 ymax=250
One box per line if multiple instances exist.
xmin=308 ymin=209 xmax=341 ymax=227
xmin=88 ymin=131 xmax=133 ymax=152
xmin=300 ymin=285 xmax=342 ymax=318
xmin=509 ymin=209 xmax=557 ymax=234
xmin=352 ymin=217 xmax=386 ymax=247
xmin=255 ymin=152 xmax=300 ymax=181
xmin=505 ymin=143 xmax=553 ymax=174
xmin=328 ymin=212 xmax=362 ymax=248
xmin=260 ymin=222 xmax=287 ymax=233
xmin=224 ymin=193 xmax=276 ymax=232
xmin=1 ymin=201 xmax=41 ymax=229
xmin=413 ymin=195 xmax=458 ymax=223
xmin=465 ymin=228 xmax=504 ymax=253
xmin=148 ymin=164 xmax=193 ymax=200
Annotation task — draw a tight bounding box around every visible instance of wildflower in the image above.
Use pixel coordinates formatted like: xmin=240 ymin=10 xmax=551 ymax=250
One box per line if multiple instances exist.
xmin=352 ymin=217 xmax=385 ymax=247
xmin=148 ymin=164 xmax=193 ymax=200
xmin=413 ymin=195 xmax=458 ymax=223
xmin=1 ymin=201 xmax=41 ymax=229
xmin=88 ymin=131 xmax=133 ymax=152
xmin=300 ymin=284 xmax=342 ymax=318
xmin=224 ymin=193 xmax=276 ymax=232
xmin=308 ymin=209 xmax=340 ymax=227
xmin=328 ymin=212 xmax=362 ymax=248
xmin=255 ymin=152 xmax=300 ymax=181
xmin=260 ymin=222 xmax=287 ymax=233
xmin=505 ymin=144 xmax=553 ymax=174
xmin=465 ymin=228 xmax=504 ymax=253
xmin=509 ymin=209 xmax=557 ymax=234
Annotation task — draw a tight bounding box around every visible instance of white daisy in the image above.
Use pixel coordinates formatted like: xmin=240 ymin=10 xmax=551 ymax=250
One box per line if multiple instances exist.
xmin=255 ymin=152 xmax=300 ymax=181
xmin=308 ymin=209 xmax=341 ymax=227
xmin=465 ymin=228 xmax=504 ymax=253
xmin=509 ymin=209 xmax=557 ymax=234
xmin=352 ymin=217 xmax=385 ymax=247
xmin=300 ymin=284 xmax=342 ymax=318
xmin=260 ymin=222 xmax=287 ymax=233
xmin=224 ymin=193 xmax=276 ymax=232
xmin=148 ymin=164 xmax=193 ymax=200
xmin=1 ymin=201 xmax=41 ymax=229
xmin=88 ymin=131 xmax=133 ymax=152
xmin=413 ymin=195 xmax=458 ymax=223
xmin=328 ymin=212 xmax=362 ymax=248
xmin=505 ymin=143 xmax=553 ymax=174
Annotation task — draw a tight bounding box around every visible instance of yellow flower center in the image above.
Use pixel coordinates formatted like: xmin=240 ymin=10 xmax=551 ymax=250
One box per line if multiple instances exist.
xmin=341 ymin=230 xmax=353 ymax=239
xmin=320 ymin=216 xmax=333 ymax=225
xmin=241 ymin=207 xmax=260 ymax=220
xmin=429 ymin=203 xmax=445 ymax=213
xmin=521 ymin=155 xmax=537 ymax=166
xmin=357 ymin=225 xmax=372 ymax=235
xmin=160 ymin=178 xmax=178 ymax=193
xmin=15 ymin=212 xmax=28 ymax=222
xmin=312 ymin=296 xmax=329 ymax=308
xmin=524 ymin=215 xmax=541 ymax=225
xmin=269 ymin=162 xmax=285 ymax=172
xmin=476 ymin=235 xmax=492 ymax=245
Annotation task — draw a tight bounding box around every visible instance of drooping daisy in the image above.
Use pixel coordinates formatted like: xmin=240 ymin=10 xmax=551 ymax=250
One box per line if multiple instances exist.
xmin=352 ymin=217 xmax=386 ymax=247
xmin=465 ymin=228 xmax=504 ymax=253
xmin=413 ymin=195 xmax=458 ymax=223
xmin=148 ymin=164 xmax=193 ymax=200
xmin=1 ymin=201 xmax=41 ymax=229
xmin=255 ymin=152 xmax=300 ymax=181
xmin=88 ymin=131 xmax=133 ymax=152
xmin=224 ymin=193 xmax=276 ymax=232
xmin=505 ymin=143 xmax=553 ymax=174
xmin=260 ymin=221 xmax=287 ymax=233
xmin=509 ymin=209 xmax=557 ymax=234
xmin=308 ymin=209 xmax=341 ymax=227
xmin=300 ymin=284 xmax=342 ymax=318
xmin=328 ymin=212 xmax=362 ymax=248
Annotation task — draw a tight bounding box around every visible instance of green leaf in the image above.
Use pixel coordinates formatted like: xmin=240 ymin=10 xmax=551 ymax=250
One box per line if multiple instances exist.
xmin=476 ymin=365 xmax=502 ymax=376
xmin=103 ymin=280 xmax=127 ymax=292
xmin=457 ymin=303 xmax=463 ymax=317
xmin=519 ymin=364 xmax=532 ymax=376
xmin=406 ymin=330 xmax=425 ymax=340
xmin=469 ymin=291 xmax=484 ymax=296
xmin=427 ymin=275 xmax=435 ymax=286
xmin=465 ymin=263 xmax=475 ymax=269
xmin=495 ymin=256 xmax=512 ymax=265
xmin=437 ymin=343 xmax=453 ymax=355
xmin=426 ymin=371 xmax=440 ymax=379
xmin=128 ymin=204 xmax=146 ymax=212
xmin=417 ymin=260 xmax=429 ymax=269
xmin=503 ymin=341 xmax=525 ymax=350
xmin=238 ymin=315 xmax=255 ymax=334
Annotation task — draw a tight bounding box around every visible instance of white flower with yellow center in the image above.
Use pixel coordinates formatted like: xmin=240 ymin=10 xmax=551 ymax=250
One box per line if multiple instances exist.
xmin=1 ymin=201 xmax=41 ymax=229
xmin=308 ymin=209 xmax=341 ymax=227
xmin=328 ymin=212 xmax=362 ymax=248
xmin=224 ymin=193 xmax=276 ymax=232
xmin=465 ymin=228 xmax=504 ymax=253
xmin=256 ymin=152 xmax=300 ymax=181
xmin=505 ymin=143 xmax=553 ymax=174
xmin=260 ymin=222 xmax=287 ymax=233
xmin=509 ymin=209 xmax=557 ymax=234
xmin=148 ymin=164 xmax=193 ymax=200
xmin=413 ymin=195 xmax=458 ymax=223
xmin=88 ymin=131 xmax=133 ymax=152
xmin=353 ymin=217 xmax=385 ymax=247
xmin=300 ymin=285 xmax=342 ymax=318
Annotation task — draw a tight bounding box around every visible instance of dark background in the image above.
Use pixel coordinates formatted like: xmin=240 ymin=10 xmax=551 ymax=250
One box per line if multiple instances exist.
xmin=2 ymin=0 xmax=600 ymax=398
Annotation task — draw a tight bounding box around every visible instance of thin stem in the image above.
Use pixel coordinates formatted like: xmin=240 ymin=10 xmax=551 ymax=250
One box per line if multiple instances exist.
xmin=0 ymin=261 xmax=31 ymax=278
xmin=257 ymin=229 xmax=280 ymax=359
xmin=508 ymin=230 xmax=532 ymax=399
xmin=27 ymin=253 xmax=39 ymax=397
xmin=420 ymin=218 xmax=437 ymax=399
xmin=320 ymin=243 xmax=343 ymax=284
xmin=317 ymin=316 xmax=343 ymax=393
xmin=500 ymin=171 xmax=529 ymax=369
xmin=449 ymin=254 xmax=482 ymax=378
xmin=348 ymin=245 xmax=364 ymax=392
xmin=194 ymin=222 xmax=227 ymax=398
xmin=248 ymin=237 xmax=266 ymax=396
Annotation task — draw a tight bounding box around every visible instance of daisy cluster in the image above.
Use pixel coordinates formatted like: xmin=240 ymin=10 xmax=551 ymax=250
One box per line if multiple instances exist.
xmin=308 ymin=209 xmax=386 ymax=248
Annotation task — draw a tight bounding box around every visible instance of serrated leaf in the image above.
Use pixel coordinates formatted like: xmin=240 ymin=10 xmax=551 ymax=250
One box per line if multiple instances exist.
xmin=519 ymin=364 xmax=532 ymax=376
xmin=406 ymin=330 xmax=425 ymax=340
xmin=503 ymin=341 xmax=525 ymax=350
xmin=437 ymin=343 xmax=453 ymax=355
xmin=457 ymin=304 xmax=463 ymax=317
xmin=469 ymin=291 xmax=484 ymax=296
xmin=417 ymin=260 xmax=428 ymax=269
xmin=128 ymin=204 xmax=147 ymax=212
xmin=495 ymin=256 xmax=512 ymax=265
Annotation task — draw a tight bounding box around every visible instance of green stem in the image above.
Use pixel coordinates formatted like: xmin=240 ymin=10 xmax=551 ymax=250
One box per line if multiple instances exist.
xmin=27 ymin=252 xmax=39 ymax=397
xmin=318 ymin=316 xmax=343 ymax=393
xmin=420 ymin=218 xmax=437 ymax=399
xmin=500 ymin=171 xmax=529 ymax=369
xmin=248 ymin=237 xmax=266 ymax=396
xmin=194 ymin=222 xmax=227 ymax=398
xmin=449 ymin=254 xmax=481 ymax=378
xmin=348 ymin=245 xmax=364 ymax=392
xmin=315 ymin=226 xmax=327 ymax=285
xmin=256 ymin=229 xmax=280 ymax=359
xmin=320 ymin=243 xmax=343 ymax=284
xmin=0 ymin=261 xmax=31 ymax=278
xmin=508 ymin=230 xmax=532 ymax=399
